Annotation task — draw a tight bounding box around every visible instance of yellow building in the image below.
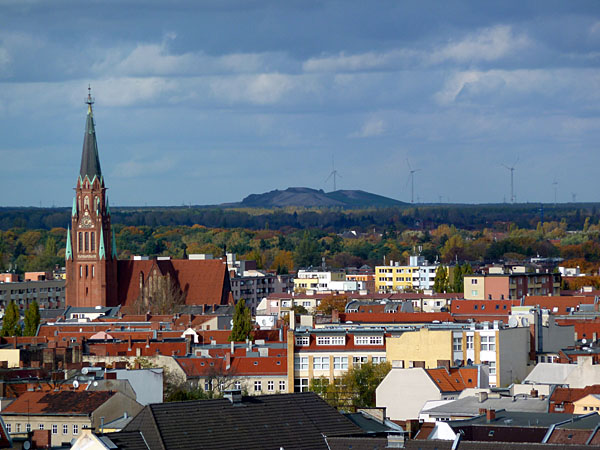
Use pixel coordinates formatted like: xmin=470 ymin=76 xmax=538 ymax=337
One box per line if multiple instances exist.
xmin=375 ymin=257 xmax=439 ymax=293
xmin=573 ymin=394 xmax=600 ymax=414
xmin=386 ymin=328 xmax=454 ymax=368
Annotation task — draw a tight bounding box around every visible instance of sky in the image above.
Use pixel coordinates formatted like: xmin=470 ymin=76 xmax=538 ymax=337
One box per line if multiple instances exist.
xmin=0 ymin=0 xmax=599 ymax=207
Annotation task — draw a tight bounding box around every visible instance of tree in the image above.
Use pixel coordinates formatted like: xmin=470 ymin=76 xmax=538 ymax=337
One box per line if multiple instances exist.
xmin=229 ymin=299 xmax=253 ymax=342
xmin=451 ymin=265 xmax=463 ymax=294
xmin=24 ymin=301 xmax=40 ymax=336
xmin=294 ymin=231 xmax=321 ymax=268
xmin=315 ymin=294 xmax=348 ymax=315
xmin=311 ymin=361 xmax=391 ymax=409
xmin=1 ymin=300 xmax=21 ymax=337
xmin=128 ymin=274 xmax=187 ymax=315
xmin=433 ymin=266 xmax=449 ymax=293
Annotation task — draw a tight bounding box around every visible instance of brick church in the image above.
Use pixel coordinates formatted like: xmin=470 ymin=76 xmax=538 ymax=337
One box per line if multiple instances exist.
xmin=65 ymin=90 xmax=232 ymax=309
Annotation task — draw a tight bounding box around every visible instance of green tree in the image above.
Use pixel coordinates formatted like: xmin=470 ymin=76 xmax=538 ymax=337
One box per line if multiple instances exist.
xmin=24 ymin=301 xmax=40 ymax=336
xmin=452 ymin=265 xmax=463 ymax=293
xmin=229 ymin=299 xmax=253 ymax=342
xmin=1 ymin=300 xmax=21 ymax=337
xmin=433 ymin=266 xmax=449 ymax=293
xmin=294 ymin=231 xmax=321 ymax=268
xmin=311 ymin=361 xmax=391 ymax=409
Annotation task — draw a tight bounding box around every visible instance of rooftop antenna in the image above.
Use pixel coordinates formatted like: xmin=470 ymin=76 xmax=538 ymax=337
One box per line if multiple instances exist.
xmin=502 ymin=157 xmax=519 ymax=204
xmin=325 ymin=155 xmax=341 ymax=192
xmin=407 ymin=159 xmax=421 ymax=204
xmin=552 ymin=178 xmax=558 ymax=206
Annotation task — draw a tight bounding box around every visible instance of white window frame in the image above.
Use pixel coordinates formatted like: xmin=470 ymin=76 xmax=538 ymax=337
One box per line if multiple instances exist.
xmin=279 ymin=380 xmax=286 ymax=391
xmin=372 ymin=356 xmax=387 ymax=364
xmin=453 ymin=337 xmax=462 ymax=351
xmin=73 ymin=424 xmax=79 ymax=435
xmin=354 ymin=335 xmax=383 ymax=346
xmin=333 ymin=356 xmax=348 ymax=370
xmin=63 ymin=424 xmax=68 ymax=434
xmin=316 ymin=335 xmax=345 ymax=346
xmin=267 ymin=380 xmax=274 ymax=391
xmin=295 ymin=336 xmax=309 ymax=346
xmin=294 ymin=356 xmax=308 ymax=370
xmin=52 ymin=424 xmax=58 ymax=434
xmin=234 ymin=381 xmax=241 ymax=390
xmin=254 ymin=380 xmax=262 ymax=392
xmin=481 ymin=335 xmax=496 ymax=351
xmin=466 ymin=335 xmax=474 ymax=350
xmin=313 ymin=356 xmax=330 ymax=370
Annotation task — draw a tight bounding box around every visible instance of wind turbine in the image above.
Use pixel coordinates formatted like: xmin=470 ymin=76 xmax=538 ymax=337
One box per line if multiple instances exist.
xmin=325 ymin=156 xmax=341 ymax=192
xmin=552 ymin=178 xmax=558 ymax=205
xmin=407 ymin=159 xmax=421 ymax=204
xmin=502 ymin=158 xmax=519 ymax=204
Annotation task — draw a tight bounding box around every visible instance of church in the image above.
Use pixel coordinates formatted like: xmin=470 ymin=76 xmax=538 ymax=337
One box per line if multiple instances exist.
xmin=65 ymin=90 xmax=232 ymax=310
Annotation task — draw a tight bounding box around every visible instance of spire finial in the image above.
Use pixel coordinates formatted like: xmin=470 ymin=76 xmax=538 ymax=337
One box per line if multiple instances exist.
xmin=86 ymin=85 xmax=94 ymax=114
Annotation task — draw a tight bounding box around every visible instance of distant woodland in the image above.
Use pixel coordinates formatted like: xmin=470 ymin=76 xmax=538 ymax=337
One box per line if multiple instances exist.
xmin=1 ymin=205 xmax=600 ymax=287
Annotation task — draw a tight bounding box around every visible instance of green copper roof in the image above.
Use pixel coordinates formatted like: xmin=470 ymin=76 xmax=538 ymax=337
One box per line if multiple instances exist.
xmin=99 ymin=227 xmax=106 ymax=260
xmin=111 ymin=228 xmax=117 ymax=259
xmin=71 ymin=197 xmax=77 ymax=217
xmin=65 ymin=226 xmax=73 ymax=260
xmin=106 ymin=197 xmax=111 ymax=216
xmin=79 ymin=90 xmax=103 ymax=183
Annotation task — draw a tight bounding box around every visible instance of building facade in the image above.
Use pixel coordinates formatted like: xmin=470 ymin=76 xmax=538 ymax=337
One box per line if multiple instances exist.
xmin=375 ymin=256 xmax=439 ymax=293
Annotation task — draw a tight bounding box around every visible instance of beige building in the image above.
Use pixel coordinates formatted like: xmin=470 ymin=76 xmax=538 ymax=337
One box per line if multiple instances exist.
xmin=386 ymin=323 xmax=530 ymax=387
xmin=1 ymin=390 xmax=142 ymax=447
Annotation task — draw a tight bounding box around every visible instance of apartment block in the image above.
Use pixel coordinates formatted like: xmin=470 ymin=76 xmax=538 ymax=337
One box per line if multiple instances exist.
xmin=464 ymin=266 xmax=560 ymax=300
xmin=375 ymin=256 xmax=438 ymax=293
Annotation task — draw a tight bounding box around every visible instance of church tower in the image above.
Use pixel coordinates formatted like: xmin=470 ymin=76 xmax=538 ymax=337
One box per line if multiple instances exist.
xmin=65 ymin=88 xmax=118 ymax=307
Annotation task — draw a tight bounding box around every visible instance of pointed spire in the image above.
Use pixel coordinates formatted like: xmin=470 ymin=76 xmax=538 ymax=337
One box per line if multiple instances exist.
xmin=72 ymin=197 xmax=77 ymax=217
xmin=79 ymin=86 xmax=103 ymax=184
xmin=106 ymin=197 xmax=111 ymax=216
xmin=99 ymin=227 xmax=106 ymax=260
xmin=111 ymin=229 xmax=118 ymax=259
xmin=65 ymin=226 xmax=73 ymax=260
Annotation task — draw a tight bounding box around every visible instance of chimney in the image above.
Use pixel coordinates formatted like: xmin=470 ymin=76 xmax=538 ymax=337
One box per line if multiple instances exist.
xmin=225 ymin=352 xmax=231 ymax=371
xmin=437 ymin=360 xmax=451 ymax=371
xmin=486 ymin=409 xmax=496 ymax=423
xmin=332 ymin=309 xmax=339 ymax=323
xmin=478 ymin=391 xmax=488 ymax=403
xmin=231 ymin=340 xmax=235 ymax=353
xmin=530 ymin=389 xmax=538 ymax=398
xmin=223 ymin=389 xmax=242 ymax=405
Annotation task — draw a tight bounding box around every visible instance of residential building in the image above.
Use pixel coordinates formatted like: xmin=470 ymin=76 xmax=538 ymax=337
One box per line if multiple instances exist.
xmin=288 ymin=328 xmax=387 ymax=393
xmin=385 ymin=322 xmax=530 ymax=387
xmin=375 ymin=256 xmax=439 ymax=293
xmin=524 ymin=355 xmax=600 ymax=388
xmin=464 ymin=266 xmax=560 ymax=300
xmin=376 ymin=365 xmax=486 ymax=420
xmin=294 ymin=269 xmax=352 ymax=293
xmin=0 ymin=278 xmax=65 ymax=311
xmin=1 ymin=390 xmax=142 ymax=447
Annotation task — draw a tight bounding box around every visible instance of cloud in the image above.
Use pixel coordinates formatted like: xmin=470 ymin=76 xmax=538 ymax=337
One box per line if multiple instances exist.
xmin=303 ymin=49 xmax=416 ymax=73
xmin=351 ymin=117 xmax=385 ymax=138
xmin=430 ymin=25 xmax=531 ymax=64
xmin=209 ymin=73 xmax=294 ymax=105
xmin=113 ymin=155 xmax=177 ymax=178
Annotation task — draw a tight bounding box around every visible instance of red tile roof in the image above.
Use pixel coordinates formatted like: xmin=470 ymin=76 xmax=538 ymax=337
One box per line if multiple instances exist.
xmin=176 ymin=353 xmax=287 ymax=378
xmin=117 ymin=259 xmax=232 ymax=307
xmin=425 ymin=367 xmax=478 ymax=392
xmin=522 ymin=296 xmax=594 ymax=314
xmin=549 ymin=385 xmax=600 ymax=414
xmin=2 ymin=391 xmax=114 ymax=415
xmin=339 ymin=311 xmax=453 ymax=324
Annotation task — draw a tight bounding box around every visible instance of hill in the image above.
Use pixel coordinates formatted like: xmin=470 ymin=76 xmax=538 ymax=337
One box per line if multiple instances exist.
xmin=232 ymin=187 xmax=405 ymax=208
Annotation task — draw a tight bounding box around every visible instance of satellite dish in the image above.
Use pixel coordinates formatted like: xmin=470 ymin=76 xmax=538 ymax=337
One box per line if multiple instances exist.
xmin=521 ymin=317 xmax=529 ymax=326
xmin=23 ymin=442 xmax=31 ymax=450
xmin=508 ymin=317 xmax=519 ymax=328
xmin=82 ymin=368 xmax=89 ymax=375
xmin=73 ymin=380 xmax=79 ymax=389
xmin=93 ymin=381 xmax=99 ymax=387
xmin=582 ymin=339 xmax=588 ymax=344
xmin=467 ymin=358 xmax=473 ymax=366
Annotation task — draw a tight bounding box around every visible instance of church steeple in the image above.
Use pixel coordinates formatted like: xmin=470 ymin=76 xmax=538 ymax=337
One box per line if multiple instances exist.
xmin=79 ymin=86 xmax=103 ymax=185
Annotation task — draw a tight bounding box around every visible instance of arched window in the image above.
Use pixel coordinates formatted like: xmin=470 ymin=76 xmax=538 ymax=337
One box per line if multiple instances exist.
xmin=78 ymin=232 xmax=82 ymax=252
xmin=91 ymin=231 xmax=95 ymax=252
xmin=80 ymin=266 xmax=83 ymax=278
xmin=85 ymin=265 xmax=88 ymax=278
xmin=92 ymin=265 xmax=95 ymax=278
xmin=139 ymin=272 xmax=144 ymax=289
xmin=85 ymin=232 xmax=89 ymax=252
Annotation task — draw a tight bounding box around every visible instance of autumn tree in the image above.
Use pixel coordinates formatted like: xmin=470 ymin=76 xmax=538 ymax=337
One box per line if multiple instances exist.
xmin=1 ymin=300 xmax=21 ymax=337
xmin=24 ymin=301 xmax=40 ymax=336
xmin=451 ymin=265 xmax=463 ymax=293
xmin=433 ymin=266 xmax=449 ymax=293
xmin=315 ymin=294 xmax=348 ymax=315
xmin=229 ymin=299 xmax=253 ymax=342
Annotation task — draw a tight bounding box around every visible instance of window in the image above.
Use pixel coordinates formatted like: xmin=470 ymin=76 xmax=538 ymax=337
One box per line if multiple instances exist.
xmin=15 ymin=423 xmax=21 ymax=433
xmin=279 ymin=380 xmax=286 ymax=391
xmin=204 ymin=380 xmax=212 ymax=391
xmin=26 ymin=423 xmax=31 ymax=432
xmin=466 ymin=336 xmax=474 ymax=350
xmin=85 ymin=232 xmax=89 ymax=251
xmin=91 ymin=231 xmax=95 ymax=251
xmin=453 ymin=337 xmax=463 ymax=351
xmin=80 ymin=265 xmax=83 ymax=278
xmin=471 ymin=279 xmax=478 ymax=284
xmin=480 ymin=335 xmax=496 ymax=351
xmin=295 ymin=336 xmax=309 ymax=346
xmin=267 ymin=380 xmax=274 ymax=391
xmin=254 ymin=380 xmax=262 ymax=392
xmin=333 ymin=356 xmax=348 ymax=370
xmin=472 ymin=290 xmax=478 ymax=296
xmin=5 ymin=423 xmax=9 ymax=433
xmin=302 ymin=301 xmax=311 ymax=307
xmin=63 ymin=424 xmax=68 ymax=434
xmin=316 ymin=335 xmax=345 ymax=346
xmin=486 ymin=361 xmax=496 ymax=375
xmin=234 ymin=381 xmax=241 ymax=390
xmin=354 ymin=335 xmax=383 ymax=345
xmin=52 ymin=424 xmax=58 ymax=434
xmin=353 ymin=356 xmax=368 ymax=368
xmin=72 ymin=424 xmax=79 ymax=435
xmin=372 ymin=356 xmax=386 ymax=364
xmin=92 ymin=265 xmax=95 ymax=278
xmin=78 ymin=232 xmax=82 ymax=252
xmin=313 ymin=356 xmax=330 ymax=370
xmin=294 ymin=378 xmax=309 ymax=392
xmin=294 ymin=356 xmax=308 ymax=370
xmin=39 ymin=424 xmax=44 ymax=430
